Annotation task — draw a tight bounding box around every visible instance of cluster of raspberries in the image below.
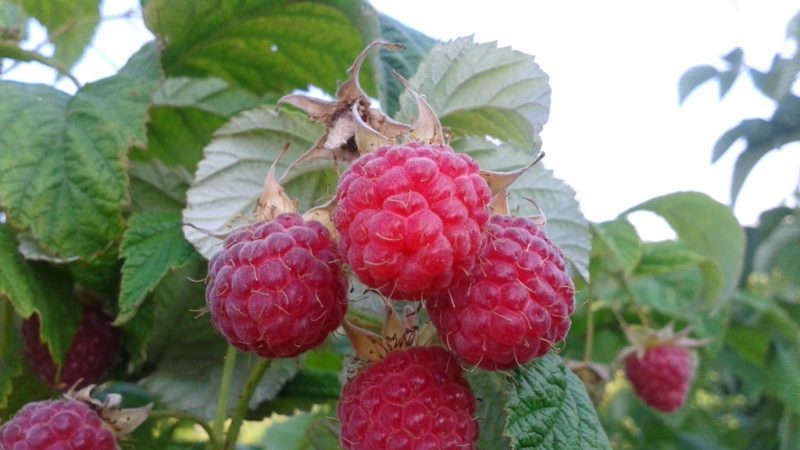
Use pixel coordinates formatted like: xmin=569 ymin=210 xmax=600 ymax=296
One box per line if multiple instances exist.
xmin=203 ymin=138 xmax=575 ymax=449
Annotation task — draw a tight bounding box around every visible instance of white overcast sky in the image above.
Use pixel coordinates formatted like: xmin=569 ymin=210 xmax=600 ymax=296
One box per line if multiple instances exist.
xmin=3 ymin=0 xmax=799 ymax=239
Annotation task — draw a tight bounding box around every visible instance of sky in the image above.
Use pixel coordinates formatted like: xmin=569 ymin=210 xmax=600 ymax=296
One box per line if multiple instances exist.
xmin=3 ymin=0 xmax=799 ymax=240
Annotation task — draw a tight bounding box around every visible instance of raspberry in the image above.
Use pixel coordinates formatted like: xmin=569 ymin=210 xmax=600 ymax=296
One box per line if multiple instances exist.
xmin=22 ymin=306 xmax=121 ymax=390
xmin=624 ymin=344 xmax=693 ymax=412
xmin=206 ymin=213 xmax=348 ymax=357
xmin=425 ymin=215 xmax=575 ymax=370
xmin=338 ymin=346 xmax=478 ymax=449
xmin=0 ymin=399 xmax=117 ymax=450
xmin=334 ymin=142 xmax=491 ymax=300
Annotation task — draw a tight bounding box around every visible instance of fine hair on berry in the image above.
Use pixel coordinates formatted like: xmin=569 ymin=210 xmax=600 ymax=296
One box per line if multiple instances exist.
xmin=337 ymin=346 xmax=479 ymax=449
xmin=624 ymin=344 xmax=694 ymax=412
xmin=334 ymin=142 xmax=492 ymax=301
xmin=0 ymin=399 xmax=118 ymax=450
xmin=426 ymin=215 xmax=575 ymax=370
xmin=206 ymin=213 xmax=348 ymax=358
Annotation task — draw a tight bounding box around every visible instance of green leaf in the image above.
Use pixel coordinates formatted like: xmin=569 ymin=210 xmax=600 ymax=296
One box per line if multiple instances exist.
xmin=251 ymin=368 xmax=340 ymax=416
xmin=116 ymin=212 xmax=197 ymax=325
xmin=634 ymin=240 xmax=708 ymax=277
xmin=754 ymin=213 xmax=800 ymax=287
xmin=18 ymin=0 xmax=100 ymax=69
xmin=780 ymin=408 xmax=800 ymax=450
xmin=399 ymin=36 xmax=551 ymax=152
xmin=765 ymin=342 xmax=800 ymax=415
xmin=0 ymin=224 xmax=80 ymax=364
xmin=140 ymin=341 xmax=300 ymax=420
xmin=628 ymin=272 xmax=704 ymax=318
xmin=627 ymin=192 xmax=744 ymax=304
xmin=592 ymin=219 xmax=642 ymax=276
xmin=734 ymin=293 xmax=800 ymax=346
xmin=376 ymin=14 xmax=436 ymax=116
xmin=182 ymin=106 xmax=329 ymax=259
xmin=129 ymin=160 xmax=193 ymax=214
xmin=0 ymin=43 xmax=161 ymax=260
xmin=307 ymin=417 xmax=344 ymax=450
xmin=144 ymin=0 xmax=377 ymax=95
xmin=467 ymin=371 xmax=512 ymax=450
xmin=122 ymin=261 xmax=208 ymax=367
xmin=132 ymin=77 xmax=264 ymax=171
xmin=678 ymin=65 xmax=718 ymax=104
xmin=504 ymin=354 xmax=611 ymax=450
xmin=262 ymin=411 xmax=337 ymax=450
xmin=726 ymin=325 xmax=771 ymax=368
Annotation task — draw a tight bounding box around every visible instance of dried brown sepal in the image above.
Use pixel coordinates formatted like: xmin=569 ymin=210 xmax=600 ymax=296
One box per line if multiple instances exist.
xmin=394 ymin=73 xmax=444 ymax=145
xmin=277 ymin=40 xmax=410 ymax=170
xmin=338 ymin=39 xmax=405 ymax=104
xmin=303 ymin=199 xmax=338 ymax=241
xmin=480 ymin=152 xmax=545 ymax=196
xmin=256 ymin=144 xmax=296 ymax=222
xmin=342 ymin=318 xmax=385 ymax=362
xmin=489 ymin=191 xmax=511 ymax=216
xmin=353 ymin=102 xmax=392 ymax=153
xmin=65 ymin=384 xmax=152 ymax=439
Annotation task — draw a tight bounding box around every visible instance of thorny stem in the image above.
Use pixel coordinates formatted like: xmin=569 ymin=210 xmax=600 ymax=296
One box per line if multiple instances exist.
xmin=223 ymin=358 xmax=271 ymax=450
xmin=211 ymin=346 xmax=238 ymax=449
xmin=149 ymin=409 xmax=221 ymax=450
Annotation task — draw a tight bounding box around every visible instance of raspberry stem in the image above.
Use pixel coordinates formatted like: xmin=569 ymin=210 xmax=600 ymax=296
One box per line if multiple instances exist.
xmin=150 ymin=409 xmax=221 ymax=449
xmin=223 ymin=357 xmax=271 ymax=450
xmin=212 ymin=345 xmax=238 ymax=449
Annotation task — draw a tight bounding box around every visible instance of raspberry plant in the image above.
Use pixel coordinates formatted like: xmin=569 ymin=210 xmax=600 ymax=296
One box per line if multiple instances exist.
xmin=1 ymin=2 xmax=798 ymax=450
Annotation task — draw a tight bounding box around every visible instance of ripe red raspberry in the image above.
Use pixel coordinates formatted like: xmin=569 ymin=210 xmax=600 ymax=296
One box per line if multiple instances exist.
xmin=624 ymin=344 xmax=693 ymax=412
xmin=334 ymin=142 xmax=491 ymax=301
xmin=338 ymin=346 xmax=478 ymax=449
xmin=22 ymin=306 xmax=121 ymax=390
xmin=0 ymin=399 xmax=117 ymax=450
xmin=425 ymin=215 xmax=575 ymax=370
xmin=206 ymin=213 xmax=348 ymax=357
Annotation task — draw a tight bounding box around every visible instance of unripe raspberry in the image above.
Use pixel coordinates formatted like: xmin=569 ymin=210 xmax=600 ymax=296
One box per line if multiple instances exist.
xmin=426 ymin=215 xmax=575 ymax=370
xmin=22 ymin=306 xmax=121 ymax=390
xmin=206 ymin=213 xmax=348 ymax=357
xmin=334 ymin=142 xmax=491 ymax=301
xmin=338 ymin=346 xmax=478 ymax=449
xmin=0 ymin=399 xmax=117 ymax=450
xmin=624 ymin=344 xmax=693 ymax=412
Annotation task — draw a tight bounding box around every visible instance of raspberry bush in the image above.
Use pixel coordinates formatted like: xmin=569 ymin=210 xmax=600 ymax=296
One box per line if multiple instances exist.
xmin=1 ymin=2 xmax=797 ymax=450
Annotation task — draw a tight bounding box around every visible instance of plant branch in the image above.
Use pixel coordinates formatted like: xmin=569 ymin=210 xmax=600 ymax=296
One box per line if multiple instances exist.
xmin=2 ymin=46 xmax=81 ymax=88
xmin=212 ymin=345 xmax=238 ymax=449
xmin=223 ymin=358 xmax=271 ymax=450
xmin=149 ymin=409 xmax=220 ymax=449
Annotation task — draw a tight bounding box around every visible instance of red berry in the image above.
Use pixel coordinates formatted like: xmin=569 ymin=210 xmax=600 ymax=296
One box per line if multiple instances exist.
xmin=624 ymin=344 xmax=693 ymax=412
xmin=206 ymin=213 xmax=348 ymax=357
xmin=425 ymin=215 xmax=575 ymax=370
xmin=22 ymin=306 xmax=121 ymax=390
xmin=334 ymin=143 xmax=491 ymax=301
xmin=338 ymin=346 xmax=478 ymax=449
xmin=0 ymin=399 xmax=117 ymax=450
